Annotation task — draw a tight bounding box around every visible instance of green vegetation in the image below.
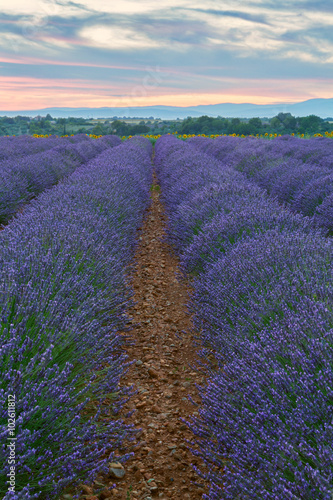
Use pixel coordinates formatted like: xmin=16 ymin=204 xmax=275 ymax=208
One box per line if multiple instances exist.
xmin=178 ymin=113 xmax=332 ymax=136
xmin=0 ymin=114 xmax=177 ymax=137
xmin=0 ymin=112 xmax=331 ymax=137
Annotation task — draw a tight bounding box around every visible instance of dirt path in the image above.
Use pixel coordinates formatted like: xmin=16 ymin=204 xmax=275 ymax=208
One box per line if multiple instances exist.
xmin=115 ymin=165 xmax=209 ymax=499
xmin=73 ymin=165 xmax=209 ymax=500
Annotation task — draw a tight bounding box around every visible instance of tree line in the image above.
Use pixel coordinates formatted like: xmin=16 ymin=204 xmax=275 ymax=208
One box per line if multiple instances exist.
xmin=178 ymin=113 xmax=332 ymax=136
xmin=0 ymin=112 xmax=331 ymax=137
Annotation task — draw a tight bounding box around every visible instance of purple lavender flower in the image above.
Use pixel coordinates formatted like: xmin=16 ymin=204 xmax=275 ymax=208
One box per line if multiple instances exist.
xmin=155 ymin=134 xmax=333 ymax=499
xmin=187 ymin=134 xmax=333 ymax=231
xmin=0 ymin=136 xmax=121 ymax=225
xmin=0 ymin=136 xmax=152 ymax=499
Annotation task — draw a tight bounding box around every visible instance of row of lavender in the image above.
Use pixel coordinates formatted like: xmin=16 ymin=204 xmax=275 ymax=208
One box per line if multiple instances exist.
xmin=187 ymin=134 xmax=333 ymax=235
xmin=155 ymin=135 xmax=333 ymax=499
xmin=0 ymin=134 xmax=121 ymax=225
xmin=0 ymin=136 xmax=153 ymax=499
xmin=0 ymin=135 xmax=60 ymax=162
xmin=0 ymin=134 xmax=92 ymax=162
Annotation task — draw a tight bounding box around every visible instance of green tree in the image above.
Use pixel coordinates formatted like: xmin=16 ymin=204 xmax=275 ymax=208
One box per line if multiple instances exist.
xmin=179 ymin=117 xmax=195 ymax=134
xmin=58 ymin=118 xmax=67 ymax=135
xmin=297 ymin=115 xmax=323 ymax=134
xmin=28 ymin=122 xmax=43 ymax=135
xmin=270 ymin=117 xmax=284 ymax=131
xmin=270 ymin=113 xmax=297 ymax=132
xmin=91 ymin=124 xmax=104 ymax=135
xmin=111 ymin=120 xmax=130 ymax=136
xmin=248 ymin=117 xmax=262 ymax=134
xmin=128 ymin=124 xmax=150 ymax=134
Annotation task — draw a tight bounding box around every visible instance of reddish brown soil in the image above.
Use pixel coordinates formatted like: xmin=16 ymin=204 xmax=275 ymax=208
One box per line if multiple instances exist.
xmin=67 ymin=169 xmax=209 ymax=500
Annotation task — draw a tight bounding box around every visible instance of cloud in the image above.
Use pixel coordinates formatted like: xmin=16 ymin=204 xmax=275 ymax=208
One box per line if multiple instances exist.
xmin=79 ymin=25 xmax=162 ymax=50
xmin=0 ymin=1 xmax=332 ymax=110
xmin=1 ymin=74 xmax=332 ymax=111
xmin=182 ymin=8 xmax=270 ymax=25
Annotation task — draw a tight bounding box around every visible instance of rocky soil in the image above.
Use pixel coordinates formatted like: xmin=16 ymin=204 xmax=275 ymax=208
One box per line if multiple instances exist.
xmin=64 ymin=168 xmax=210 ymax=500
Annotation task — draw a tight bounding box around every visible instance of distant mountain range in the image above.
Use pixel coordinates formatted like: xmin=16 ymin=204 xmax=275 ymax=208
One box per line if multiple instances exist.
xmin=1 ymin=98 xmax=332 ymax=120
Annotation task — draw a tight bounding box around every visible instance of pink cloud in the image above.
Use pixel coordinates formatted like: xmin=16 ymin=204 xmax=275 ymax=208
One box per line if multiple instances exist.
xmin=0 ymin=53 xmax=144 ymax=71
xmin=0 ymin=75 xmax=332 ymax=111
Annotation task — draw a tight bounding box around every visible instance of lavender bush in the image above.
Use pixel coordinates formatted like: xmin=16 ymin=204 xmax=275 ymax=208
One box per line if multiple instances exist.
xmin=0 ymin=135 xmax=62 ymax=162
xmin=314 ymin=193 xmax=333 ymax=235
xmin=181 ymin=203 xmax=315 ymax=276
xmin=192 ymin=302 xmax=333 ymax=499
xmin=0 ymin=135 xmax=121 ymax=225
xmin=0 ymin=134 xmax=94 ymax=162
xmin=0 ymin=136 xmax=152 ymax=499
xmin=155 ymin=135 xmax=333 ymax=499
xmin=187 ymin=135 xmax=333 ymax=233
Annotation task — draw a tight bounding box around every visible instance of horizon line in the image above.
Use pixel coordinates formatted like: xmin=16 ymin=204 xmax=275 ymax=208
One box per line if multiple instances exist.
xmin=1 ymin=97 xmax=332 ymax=113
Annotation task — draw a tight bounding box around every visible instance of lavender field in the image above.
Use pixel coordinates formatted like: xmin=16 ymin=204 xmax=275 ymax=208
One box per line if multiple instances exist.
xmin=155 ymin=134 xmax=333 ymax=499
xmin=1 ymin=133 xmax=333 ymax=499
xmin=0 ymin=136 xmax=153 ymax=499
xmin=0 ymin=134 xmax=121 ymax=225
xmin=187 ymin=134 xmax=333 ymax=235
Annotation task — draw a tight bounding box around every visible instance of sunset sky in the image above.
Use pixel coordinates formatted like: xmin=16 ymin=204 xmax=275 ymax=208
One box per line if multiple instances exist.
xmin=0 ymin=0 xmax=332 ymax=110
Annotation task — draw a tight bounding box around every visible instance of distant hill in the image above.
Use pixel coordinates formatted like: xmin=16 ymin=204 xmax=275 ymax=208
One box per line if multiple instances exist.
xmin=1 ymin=98 xmax=332 ymax=119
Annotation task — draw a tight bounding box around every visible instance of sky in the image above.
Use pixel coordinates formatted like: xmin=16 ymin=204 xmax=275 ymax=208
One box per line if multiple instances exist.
xmin=0 ymin=0 xmax=332 ymax=110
